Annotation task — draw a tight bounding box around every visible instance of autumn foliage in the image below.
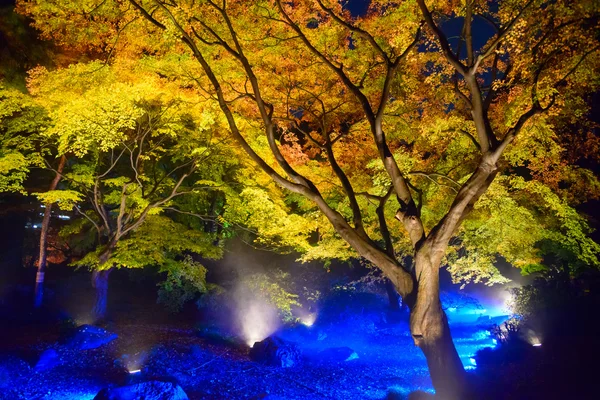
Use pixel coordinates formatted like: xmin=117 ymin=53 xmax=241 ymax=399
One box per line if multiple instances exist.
xmin=2 ymin=0 xmax=599 ymax=397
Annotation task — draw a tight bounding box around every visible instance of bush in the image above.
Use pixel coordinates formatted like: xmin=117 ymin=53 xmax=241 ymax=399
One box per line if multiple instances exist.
xmin=157 ymin=256 xmax=208 ymax=312
xmin=472 ymin=271 xmax=600 ymax=398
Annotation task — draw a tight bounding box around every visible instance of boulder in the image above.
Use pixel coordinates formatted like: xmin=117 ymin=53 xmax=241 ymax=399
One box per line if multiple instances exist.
xmin=407 ymin=391 xmax=436 ymax=400
xmin=34 ymin=348 xmax=61 ymax=371
xmin=249 ymin=337 xmax=301 ymax=368
xmin=65 ymin=325 xmax=117 ymax=350
xmin=94 ymin=381 xmax=188 ymax=400
xmin=318 ymin=347 xmax=359 ymax=362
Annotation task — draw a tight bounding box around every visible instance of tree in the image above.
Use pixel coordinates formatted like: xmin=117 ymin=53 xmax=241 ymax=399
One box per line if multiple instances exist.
xmin=33 ymin=154 xmax=66 ymax=308
xmin=27 ymin=61 xmax=236 ymax=319
xmin=0 ymin=83 xmax=62 ymax=308
xmin=19 ymin=0 xmax=600 ymax=397
xmin=1 ymin=6 xmax=87 ymax=308
xmin=0 ymin=84 xmax=45 ymax=194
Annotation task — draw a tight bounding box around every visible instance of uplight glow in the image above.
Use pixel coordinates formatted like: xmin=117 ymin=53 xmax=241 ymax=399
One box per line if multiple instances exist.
xmin=300 ymin=313 xmax=317 ymax=327
xmin=239 ymin=300 xmax=279 ymax=348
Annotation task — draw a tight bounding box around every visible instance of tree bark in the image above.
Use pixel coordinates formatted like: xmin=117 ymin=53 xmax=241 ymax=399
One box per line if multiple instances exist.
xmin=34 ymin=155 xmax=66 ymax=308
xmin=408 ymin=245 xmax=467 ymax=399
xmin=416 ymin=307 xmax=466 ymax=399
xmin=92 ymin=268 xmax=113 ymax=321
xmin=91 ymin=239 xmax=117 ymax=321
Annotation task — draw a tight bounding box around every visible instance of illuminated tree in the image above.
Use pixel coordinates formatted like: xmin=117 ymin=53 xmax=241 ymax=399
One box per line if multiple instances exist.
xmin=19 ymin=0 xmax=600 ymax=396
xmin=0 ymin=83 xmax=63 ymax=308
xmin=27 ymin=61 xmax=235 ymax=319
xmin=0 ymin=85 xmax=45 ymax=194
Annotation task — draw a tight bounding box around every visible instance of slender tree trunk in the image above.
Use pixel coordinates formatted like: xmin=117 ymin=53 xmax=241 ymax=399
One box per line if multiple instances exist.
xmin=92 ymin=241 xmax=117 ymax=321
xmin=92 ymin=268 xmax=113 ymax=321
xmin=408 ymin=246 xmax=467 ymax=399
xmin=384 ymin=278 xmax=401 ymax=311
xmin=34 ymin=156 xmax=66 ymax=308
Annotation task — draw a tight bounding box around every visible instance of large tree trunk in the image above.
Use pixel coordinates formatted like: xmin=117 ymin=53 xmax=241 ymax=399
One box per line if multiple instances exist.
xmin=92 ymin=268 xmax=113 ymax=321
xmin=34 ymin=156 xmax=66 ymax=308
xmin=408 ymin=246 xmax=467 ymax=399
xmin=413 ymin=306 xmax=466 ymax=398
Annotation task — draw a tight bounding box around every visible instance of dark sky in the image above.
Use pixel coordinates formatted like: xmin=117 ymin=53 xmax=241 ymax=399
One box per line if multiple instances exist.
xmin=343 ymin=0 xmax=370 ymax=17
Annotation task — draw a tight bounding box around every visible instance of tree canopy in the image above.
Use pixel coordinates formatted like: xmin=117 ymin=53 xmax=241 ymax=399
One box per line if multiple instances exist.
xmin=8 ymin=1 xmax=600 ymax=395
xmin=18 ymin=0 xmax=598 ymax=278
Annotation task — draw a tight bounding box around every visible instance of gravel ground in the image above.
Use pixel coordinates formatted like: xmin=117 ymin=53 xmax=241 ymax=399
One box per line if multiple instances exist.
xmin=0 ymin=312 xmax=494 ymax=400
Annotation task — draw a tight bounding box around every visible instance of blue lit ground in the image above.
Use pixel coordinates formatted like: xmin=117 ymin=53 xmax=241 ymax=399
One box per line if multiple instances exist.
xmin=0 ymin=297 xmax=505 ymax=400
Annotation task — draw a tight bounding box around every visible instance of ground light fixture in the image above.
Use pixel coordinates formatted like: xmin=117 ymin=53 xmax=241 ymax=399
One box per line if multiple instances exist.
xmin=300 ymin=313 xmax=317 ymax=327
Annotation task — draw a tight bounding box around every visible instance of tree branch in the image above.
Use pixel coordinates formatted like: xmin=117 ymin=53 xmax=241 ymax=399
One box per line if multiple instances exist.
xmin=417 ymin=0 xmax=468 ymax=76
xmin=409 ymin=171 xmax=460 ymax=193
xmin=316 ymin=0 xmax=389 ymax=62
xmin=376 ymin=186 xmax=395 ymax=258
xmin=472 ymin=0 xmax=535 ymax=72
xmin=133 ymin=0 xmax=415 ymax=297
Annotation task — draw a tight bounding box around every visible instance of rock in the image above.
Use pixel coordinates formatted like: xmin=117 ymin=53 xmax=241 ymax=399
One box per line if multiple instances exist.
xmin=249 ymin=336 xmax=301 ymax=368
xmin=94 ymin=381 xmax=188 ymax=400
xmin=386 ymin=390 xmax=406 ymax=400
xmin=65 ymin=325 xmax=117 ymax=350
xmin=34 ymin=348 xmax=61 ymax=371
xmin=318 ymin=347 xmax=359 ymax=362
xmin=407 ymin=391 xmax=435 ymax=400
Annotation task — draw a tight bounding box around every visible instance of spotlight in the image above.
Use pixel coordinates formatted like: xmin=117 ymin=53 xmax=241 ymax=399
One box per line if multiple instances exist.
xmin=247 ymin=336 xmax=260 ymax=347
xmin=128 ymin=369 xmax=141 ymax=374
xmin=300 ymin=313 xmax=317 ymax=327
xmin=532 ymin=343 xmax=542 ymax=347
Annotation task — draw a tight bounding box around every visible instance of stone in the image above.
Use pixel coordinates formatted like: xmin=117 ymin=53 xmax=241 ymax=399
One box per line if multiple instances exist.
xmin=318 ymin=347 xmax=359 ymax=362
xmin=94 ymin=381 xmax=188 ymax=400
xmin=407 ymin=391 xmax=435 ymax=400
xmin=65 ymin=325 xmax=117 ymax=350
xmin=34 ymin=348 xmax=61 ymax=371
xmin=249 ymin=336 xmax=301 ymax=368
